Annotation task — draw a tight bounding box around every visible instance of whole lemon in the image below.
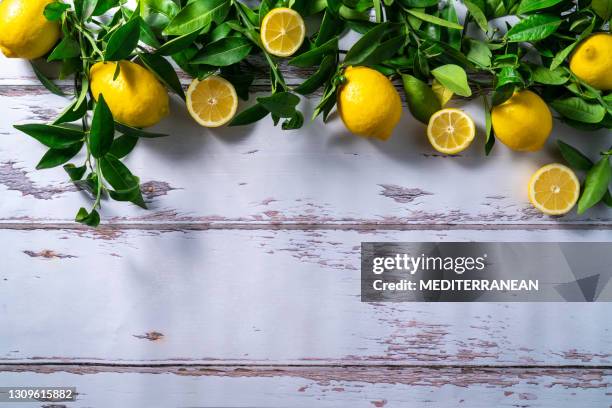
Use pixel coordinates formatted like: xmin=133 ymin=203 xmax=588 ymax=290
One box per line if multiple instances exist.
xmin=0 ymin=0 xmax=61 ymax=59
xmin=337 ymin=66 xmax=402 ymax=140
xmin=569 ymin=33 xmax=612 ymax=91
xmin=90 ymin=61 xmax=170 ymax=128
xmin=491 ymin=90 xmax=552 ymax=152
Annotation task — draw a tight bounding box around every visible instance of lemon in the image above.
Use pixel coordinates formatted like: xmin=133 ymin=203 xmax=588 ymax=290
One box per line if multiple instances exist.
xmin=90 ymin=61 xmax=169 ymax=128
xmin=569 ymin=33 xmax=612 ymax=91
xmin=427 ymin=108 xmax=476 ymax=154
xmin=528 ymin=164 xmax=580 ymax=215
xmin=0 ymin=0 xmax=60 ymax=59
xmin=337 ymin=66 xmax=402 ymax=140
xmin=260 ymin=8 xmax=305 ymax=57
xmin=186 ymin=76 xmax=238 ymax=127
xmin=491 ymin=90 xmax=552 ymax=152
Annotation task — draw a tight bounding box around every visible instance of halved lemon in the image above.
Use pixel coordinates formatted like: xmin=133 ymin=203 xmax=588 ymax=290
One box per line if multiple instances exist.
xmin=427 ymin=108 xmax=476 ymax=154
xmin=260 ymin=8 xmax=306 ymax=57
xmin=528 ymin=164 xmax=580 ymax=215
xmin=186 ymin=76 xmax=238 ymax=128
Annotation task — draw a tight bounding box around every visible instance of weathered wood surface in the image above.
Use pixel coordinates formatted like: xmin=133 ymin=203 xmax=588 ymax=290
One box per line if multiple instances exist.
xmin=1 ymin=365 xmax=611 ymax=407
xmin=1 ymin=229 xmax=611 ymax=365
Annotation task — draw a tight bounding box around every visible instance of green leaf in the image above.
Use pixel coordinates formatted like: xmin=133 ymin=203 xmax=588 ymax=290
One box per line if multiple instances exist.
xmin=47 ymin=37 xmax=81 ymax=62
xmin=466 ymin=39 xmax=492 ymax=67
xmin=343 ymin=22 xmax=391 ymax=65
xmin=592 ymin=0 xmax=612 ymax=20
xmin=156 ymin=28 xmax=202 ymax=55
xmin=141 ymin=0 xmax=180 ymax=31
xmin=53 ymin=99 xmax=88 ymax=125
xmin=550 ymin=41 xmax=577 ymax=70
xmin=36 ymin=142 xmax=84 ymax=170
xmin=557 ymin=140 xmax=593 ymax=171
xmin=104 ymin=17 xmax=141 ymax=61
xmin=63 ymin=164 xmax=87 ymax=181
xmin=93 ymin=0 xmax=120 ymax=16
xmin=30 ymin=62 xmax=64 ymax=96
xmin=115 ymin=122 xmax=168 ymax=138
xmin=76 ymin=208 xmax=100 ymax=227
xmin=90 ymin=95 xmax=115 ymax=159
xmin=14 ymin=124 xmax=84 ymax=149
xmin=109 ymin=135 xmax=139 ymax=159
xmin=491 ymin=84 xmax=515 ymax=105
xmin=229 ymin=103 xmax=270 ymax=126
xmin=463 ymin=0 xmax=489 ymax=32
xmin=397 ymin=0 xmax=439 ymax=6
xmin=294 ymin=54 xmax=337 ymax=95
xmin=44 ymin=1 xmax=70 ymax=21
xmin=442 ymin=2 xmax=461 ymax=50
xmin=506 ymin=14 xmax=561 ymax=42
xmin=163 ymin=0 xmax=230 ymax=36
xmin=100 ymin=154 xmax=139 ymax=191
xmin=361 ymin=35 xmax=406 ymax=66
xmin=484 ymin=97 xmax=495 ymax=155
xmin=551 ymin=97 xmax=606 ymax=124
xmin=578 ymin=157 xmax=611 ymax=214
xmin=405 ymin=9 xmax=463 ymax=30
xmin=431 ymin=64 xmax=472 ymax=97
xmin=531 ymin=65 xmax=569 ymax=85
xmin=401 ymin=74 xmax=441 ymax=124
xmin=496 ymin=66 xmax=523 ymax=88
xmin=516 ymin=0 xmax=563 ymax=14
xmin=316 ymin=9 xmax=341 ymax=46
xmin=257 ymin=92 xmax=301 ymax=118
xmin=289 ymin=37 xmax=338 ymax=68
xmin=191 ymin=37 xmax=252 ymax=66
xmin=138 ymin=53 xmax=186 ymax=100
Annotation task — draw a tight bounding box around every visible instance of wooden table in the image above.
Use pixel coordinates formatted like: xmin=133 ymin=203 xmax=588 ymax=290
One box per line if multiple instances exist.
xmin=1 ymin=54 xmax=611 ymax=407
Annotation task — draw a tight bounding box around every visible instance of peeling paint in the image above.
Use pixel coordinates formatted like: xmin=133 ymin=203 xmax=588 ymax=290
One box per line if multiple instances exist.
xmin=23 ymin=250 xmax=75 ymax=259
xmin=133 ymin=332 xmax=165 ymax=341
xmin=379 ymin=184 xmax=433 ymax=204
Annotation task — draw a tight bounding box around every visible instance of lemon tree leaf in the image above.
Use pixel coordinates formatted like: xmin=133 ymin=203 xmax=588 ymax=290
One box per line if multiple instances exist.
xmin=506 ymin=14 xmax=561 ymax=42
xmin=405 ymin=9 xmax=463 ymax=30
xmin=90 ymin=95 xmax=115 ymax=159
xmin=290 ymin=37 xmax=338 ymax=67
xmin=139 ymin=53 xmax=186 ymax=99
xmin=163 ymin=0 xmax=230 ymax=36
xmin=401 ymin=74 xmax=441 ymax=124
xmin=191 ymin=37 xmax=252 ymax=66
xmin=431 ymin=64 xmax=472 ymax=97
xmin=104 ymin=17 xmax=141 ymax=61
xmin=257 ymin=92 xmax=301 ymax=118
xmin=343 ymin=22 xmax=391 ymax=65
xmin=578 ymin=157 xmax=611 ymax=214
xmin=230 ymin=104 xmax=270 ymax=126
xmin=14 ymin=124 xmax=84 ymax=149
xmin=463 ymin=0 xmax=489 ymax=32
xmin=516 ymin=0 xmax=563 ymax=14
xmin=36 ymin=143 xmax=84 ymax=170
xmin=531 ymin=66 xmax=569 ymax=85
xmin=551 ymin=97 xmax=606 ymax=123
xmin=592 ymin=0 xmax=612 ymax=20
xmin=557 ymin=140 xmax=593 ymax=171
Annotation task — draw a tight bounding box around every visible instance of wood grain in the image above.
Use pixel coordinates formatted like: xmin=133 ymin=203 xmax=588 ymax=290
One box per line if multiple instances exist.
xmin=1 ymin=365 xmax=610 ymax=407
xmin=1 ymin=228 xmax=611 ymax=366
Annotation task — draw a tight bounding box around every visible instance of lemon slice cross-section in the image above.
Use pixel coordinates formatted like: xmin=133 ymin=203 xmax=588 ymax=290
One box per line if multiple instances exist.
xmin=186 ymin=76 xmax=238 ymax=128
xmin=427 ymin=108 xmax=476 ymax=154
xmin=528 ymin=163 xmax=580 ymax=215
xmin=260 ymin=7 xmax=306 ymax=57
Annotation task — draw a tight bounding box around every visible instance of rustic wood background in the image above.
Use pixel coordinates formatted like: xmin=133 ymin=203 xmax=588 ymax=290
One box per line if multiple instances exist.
xmin=1 ymin=51 xmax=611 ymax=407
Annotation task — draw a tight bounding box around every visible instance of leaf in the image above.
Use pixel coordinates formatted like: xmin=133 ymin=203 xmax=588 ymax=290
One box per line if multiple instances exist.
xmin=141 ymin=0 xmax=180 ymax=31
xmin=289 ymin=37 xmax=338 ymax=68
xmin=557 ymin=140 xmax=593 ymax=171
xmin=76 ymin=208 xmax=100 ymax=227
xmin=138 ymin=53 xmax=185 ymax=100
xmin=431 ymin=64 xmax=472 ymax=97
xmin=578 ymin=157 xmax=611 ymax=214
xmin=156 ymin=28 xmax=202 ymax=55
xmin=115 ymin=122 xmax=168 ymax=138
xmin=343 ymin=22 xmax=391 ymax=66
xmin=405 ymin=9 xmax=463 ymax=30
xmin=491 ymin=84 xmax=515 ymax=105
xmin=229 ymin=103 xmax=270 ymax=126
xmin=257 ymin=92 xmax=301 ymax=118
xmin=466 ymin=39 xmax=492 ymax=67
xmin=550 ymin=41 xmax=578 ymax=70
xmin=361 ymin=35 xmax=406 ymax=66
xmin=109 ymin=135 xmax=139 ymax=159
xmin=53 ymin=99 xmax=88 ymax=125
xmin=44 ymin=1 xmax=70 ymax=21
xmin=551 ymin=97 xmax=606 ymax=124
xmin=397 ymin=0 xmax=439 ymax=6
xmin=484 ymin=97 xmax=495 ymax=155
xmin=47 ymin=37 xmax=81 ymax=62
xmin=496 ymin=66 xmax=523 ymax=88
xmin=442 ymin=2 xmax=461 ymax=50
xmin=30 ymin=62 xmax=64 ymax=96
xmin=316 ymin=9 xmax=341 ymax=46
xmin=100 ymin=154 xmax=139 ymax=191
xmin=191 ymin=37 xmax=252 ymax=66
xmin=592 ymin=0 xmax=612 ymax=20
xmin=163 ymin=0 xmax=230 ymax=36
xmin=36 ymin=142 xmax=84 ymax=170
xmin=89 ymin=95 xmax=115 ymax=159
xmin=93 ymin=0 xmax=120 ymax=16
xmin=531 ymin=65 xmax=569 ymax=85
xmin=401 ymin=74 xmax=441 ymax=124
xmin=104 ymin=17 xmax=141 ymax=61
xmin=463 ymin=0 xmax=489 ymax=32
xmin=516 ymin=0 xmax=563 ymax=14
xmin=63 ymin=164 xmax=87 ymax=181
xmin=294 ymin=54 xmax=337 ymax=95
xmin=14 ymin=124 xmax=84 ymax=148
xmin=282 ymin=111 xmax=304 ymax=130
xmin=506 ymin=14 xmax=561 ymax=42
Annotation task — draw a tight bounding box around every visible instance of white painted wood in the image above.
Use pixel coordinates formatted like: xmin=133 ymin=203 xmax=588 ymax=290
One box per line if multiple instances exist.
xmin=0 ymin=366 xmax=610 ymax=407
xmin=1 ymin=87 xmax=610 ymax=225
xmin=1 ymin=228 xmax=611 ymax=365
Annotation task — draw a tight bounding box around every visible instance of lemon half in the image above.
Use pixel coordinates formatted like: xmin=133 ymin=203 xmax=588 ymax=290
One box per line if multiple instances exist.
xmin=186 ymin=76 xmax=238 ymax=128
xmin=528 ymin=164 xmax=580 ymax=216
xmin=427 ymin=108 xmax=476 ymax=154
xmin=260 ymin=8 xmax=305 ymax=57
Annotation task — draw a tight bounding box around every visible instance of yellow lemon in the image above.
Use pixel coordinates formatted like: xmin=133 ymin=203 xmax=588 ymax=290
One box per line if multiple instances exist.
xmin=569 ymin=33 xmax=612 ymax=91
xmin=427 ymin=108 xmax=476 ymax=154
xmin=491 ymin=90 xmax=552 ymax=152
xmin=260 ymin=8 xmax=305 ymax=58
xmin=0 ymin=0 xmax=61 ymax=59
xmin=90 ymin=61 xmax=170 ymax=128
xmin=528 ymin=163 xmax=580 ymax=215
xmin=186 ymin=76 xmax=238 ymax=127
xmin=337 ymin=66 xmax=402 ymax=140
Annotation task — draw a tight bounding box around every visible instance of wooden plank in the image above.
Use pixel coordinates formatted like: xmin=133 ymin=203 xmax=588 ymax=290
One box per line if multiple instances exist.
xmin=1 ymin=228 xmax=611 ymax=365
xmin=0 ymin=365 xmax=610 ymax=407
xmin=1 ymin=88 xmax=610 ymax=226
